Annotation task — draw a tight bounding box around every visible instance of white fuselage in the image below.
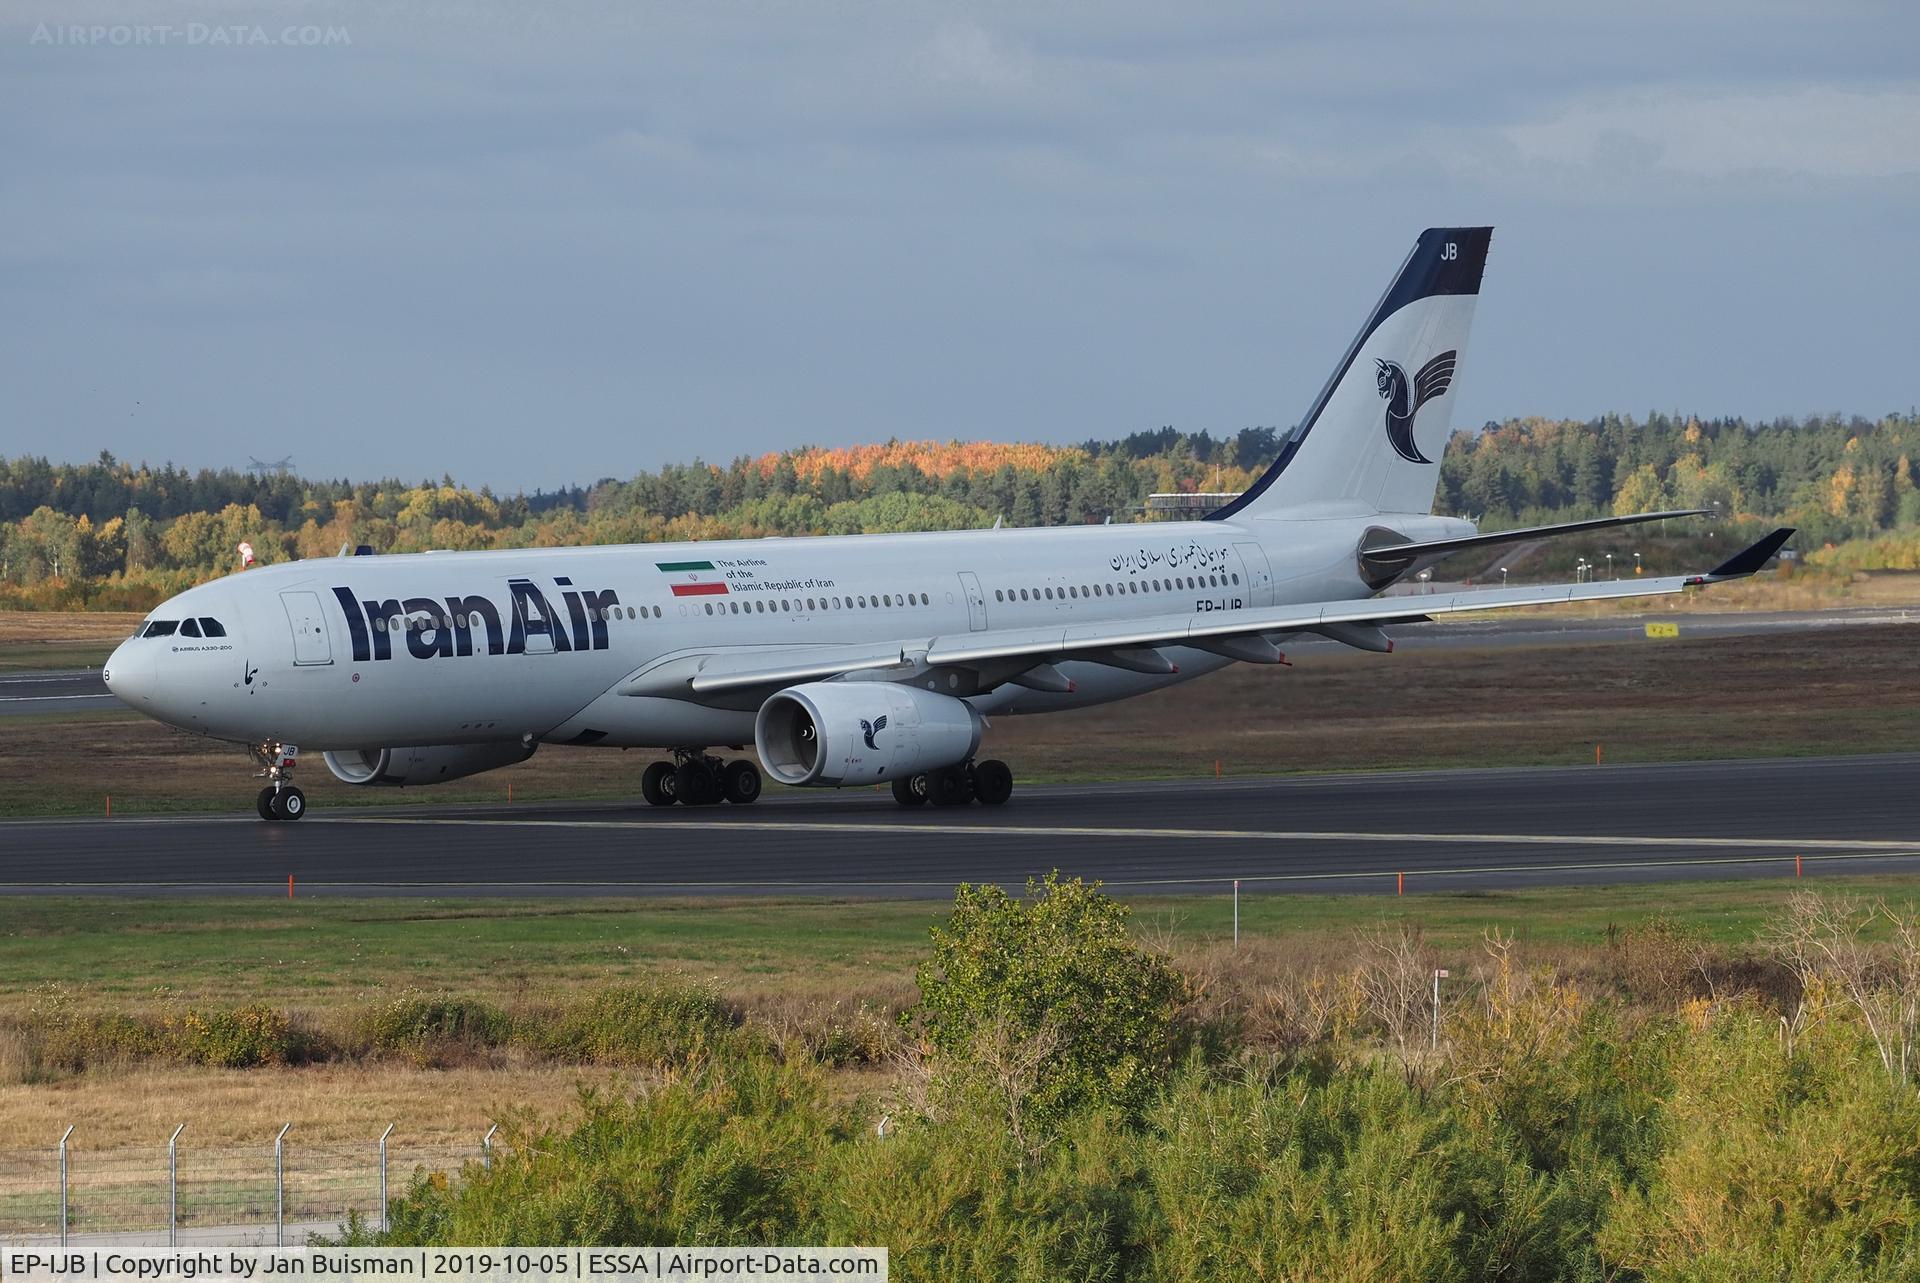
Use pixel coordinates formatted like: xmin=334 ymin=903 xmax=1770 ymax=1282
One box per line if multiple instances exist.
xmin=103 ymin=509 xmax=1467 ymax=753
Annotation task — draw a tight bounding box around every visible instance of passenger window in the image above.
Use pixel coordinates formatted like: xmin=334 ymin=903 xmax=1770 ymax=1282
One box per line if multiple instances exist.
xmin=179 ymin=619 xmax=202 ymax=638
xmin=199 ymin=618 xmax=226 ymax=637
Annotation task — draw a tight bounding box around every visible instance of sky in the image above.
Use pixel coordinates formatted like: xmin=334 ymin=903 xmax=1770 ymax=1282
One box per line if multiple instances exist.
xmin=2 ymin=0 xmax=1916 ymax=491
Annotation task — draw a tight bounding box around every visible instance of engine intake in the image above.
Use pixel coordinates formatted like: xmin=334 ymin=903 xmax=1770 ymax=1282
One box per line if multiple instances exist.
xmin=755 ymin=682 xmax=982 ymax=787
xmin=323 ymin=742 xmax=536 ymax=787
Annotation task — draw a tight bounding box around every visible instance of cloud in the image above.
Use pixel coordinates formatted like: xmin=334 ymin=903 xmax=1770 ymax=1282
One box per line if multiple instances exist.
xmin=1504 ymin=86 xmax=1920 ymax=181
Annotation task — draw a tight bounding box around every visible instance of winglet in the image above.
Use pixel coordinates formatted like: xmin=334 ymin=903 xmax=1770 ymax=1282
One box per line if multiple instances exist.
xmin=1687 ymin=528 xmax=1795 ymax=584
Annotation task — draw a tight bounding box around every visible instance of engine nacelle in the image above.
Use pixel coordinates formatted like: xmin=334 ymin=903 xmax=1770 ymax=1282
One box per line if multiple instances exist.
xmin=323 ymin=742 xmax=536 ymax=787
xmin=755 ymin=682 xmax=982 ymax=787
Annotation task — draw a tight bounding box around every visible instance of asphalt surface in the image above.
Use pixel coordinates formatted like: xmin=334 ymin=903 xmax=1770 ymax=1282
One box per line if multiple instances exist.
xmin=0 ymin=668 xmax=116 ymax=717
xmin=4 ymin=753 xmax=1918 ymax=897
xmin=3 ymin=605 xmax=1913 ymax=720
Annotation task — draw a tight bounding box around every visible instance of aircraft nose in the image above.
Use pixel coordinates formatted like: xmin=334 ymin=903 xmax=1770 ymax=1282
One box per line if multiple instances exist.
xmin=103 ymin=639 xmax=154 ymax=706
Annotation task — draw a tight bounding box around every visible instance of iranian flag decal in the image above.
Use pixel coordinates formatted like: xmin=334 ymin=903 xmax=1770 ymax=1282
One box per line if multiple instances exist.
xmin=658 ymin=560 xmax=729 ymax=596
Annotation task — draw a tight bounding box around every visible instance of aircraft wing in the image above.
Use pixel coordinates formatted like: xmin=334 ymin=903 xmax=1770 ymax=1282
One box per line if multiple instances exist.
xmin=657 ymin=527 xmax=1792 ymax=698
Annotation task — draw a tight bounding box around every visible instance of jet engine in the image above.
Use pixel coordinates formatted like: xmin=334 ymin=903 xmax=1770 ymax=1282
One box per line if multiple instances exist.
xmin=322 ymin=742 xmax=536 ymax=787
xmin=755 ymin=682 xmax=982 ymax=787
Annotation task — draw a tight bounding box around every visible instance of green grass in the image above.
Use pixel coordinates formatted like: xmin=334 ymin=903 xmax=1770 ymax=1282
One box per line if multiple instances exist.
xmin=5 ymin=878 xmax=1918 ymax=1013
xmin=0 ymin=643 xmax=112 ymax=671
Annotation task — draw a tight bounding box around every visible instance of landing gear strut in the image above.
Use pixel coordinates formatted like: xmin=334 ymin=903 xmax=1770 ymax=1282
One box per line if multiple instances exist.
xmin=642 ymin=749 xmax=762 ymax=807
xmin=248 ymin=742 xmax=307 ymax=823
xmin=892 ymin=759 xmax=1014 ymax=808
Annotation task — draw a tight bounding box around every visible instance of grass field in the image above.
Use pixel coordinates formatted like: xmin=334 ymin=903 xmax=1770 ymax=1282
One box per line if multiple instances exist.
xmin=5 ymin=622 xmax=1918 ymax=816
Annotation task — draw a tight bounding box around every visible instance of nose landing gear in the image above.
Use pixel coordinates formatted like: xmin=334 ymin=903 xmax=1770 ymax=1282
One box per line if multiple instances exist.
xmin=249 ymin=741 xmax=307 ymax=823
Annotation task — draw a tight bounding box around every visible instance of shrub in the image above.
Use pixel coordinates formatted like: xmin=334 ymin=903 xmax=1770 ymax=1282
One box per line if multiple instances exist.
xmin=356 ymin=993 xmax=511 ymax=1066
xmin=165 ymin=1003 xmax=297 ymax=1067
xmin=1597 ymin=994 xmax=1920 ymax=1279
xmin=907 ymin=873 xmax=1188 ymax=1133
xmin=382 ymin=1054 xmax=833 ymax=1246
xmin=520 ymin=985 xmax=741 ymax=1067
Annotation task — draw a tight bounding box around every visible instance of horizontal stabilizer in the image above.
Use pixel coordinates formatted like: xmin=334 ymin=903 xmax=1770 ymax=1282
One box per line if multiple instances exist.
xmin=1362 ymin=509 xmax=1709 ymax=578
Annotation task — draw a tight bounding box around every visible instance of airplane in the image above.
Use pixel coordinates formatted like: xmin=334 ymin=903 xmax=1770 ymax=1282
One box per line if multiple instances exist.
xmin=103 ymin=227 xmax=1793 ymax=822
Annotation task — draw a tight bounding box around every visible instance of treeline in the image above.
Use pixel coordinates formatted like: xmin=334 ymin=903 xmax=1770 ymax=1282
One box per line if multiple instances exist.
xmin=3 ymin=412 xmax=1919 ymax=609
xmin=325 ymin=879 xmax=1920 ymax=1280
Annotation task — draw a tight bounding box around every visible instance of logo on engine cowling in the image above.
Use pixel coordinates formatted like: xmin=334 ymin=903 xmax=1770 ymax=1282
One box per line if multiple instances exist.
xmin=860 ymin=715 xmax=887 ymax=750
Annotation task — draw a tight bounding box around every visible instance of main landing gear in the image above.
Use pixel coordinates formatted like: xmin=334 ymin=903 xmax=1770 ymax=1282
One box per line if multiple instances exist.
xmin=249 ymin=741 xmax=307 ymax=823
xmin=641 ymin=749 xmax=762 ymax=807
xmin=892 ymin=759 xmax=1014 ymax=808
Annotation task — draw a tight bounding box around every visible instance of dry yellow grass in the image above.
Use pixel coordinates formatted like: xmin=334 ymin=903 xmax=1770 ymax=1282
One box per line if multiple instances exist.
xmin=0 ymin=611 xmax=144 ymax=645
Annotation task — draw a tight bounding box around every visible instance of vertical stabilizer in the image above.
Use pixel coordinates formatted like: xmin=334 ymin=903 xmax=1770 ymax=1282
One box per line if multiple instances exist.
xmin=1208 ymin=227 xmax=1492 ymax=521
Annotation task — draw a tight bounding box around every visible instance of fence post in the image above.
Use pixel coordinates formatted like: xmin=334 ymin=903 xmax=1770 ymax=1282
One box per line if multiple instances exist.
xmin=1232 ymin=879 xmax=1240 ymax=948
xmin=379 ymin=1124 xmax=394 ymax=1232
xmin=275 ymin=1124 xmax=291 ymax=1247
xmin=167 ymin=1124 xmax=184 ymax=1247
xmin=59 ymin=1125 xmax=73 ymax=1247
xmin=482 ymin=1124 xmax=497 ymax=1172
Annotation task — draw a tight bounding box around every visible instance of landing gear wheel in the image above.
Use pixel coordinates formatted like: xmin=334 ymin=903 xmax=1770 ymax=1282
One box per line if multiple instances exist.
xmin=972 ymin=759 xmax=1014 ymax=806
xmin=256 ymin=787 xmax=277 ymax=821
xmin=721 ymin=760 xmax=762 ymax=805
xmin=929 ymin=766 xmax=974 ymax=807
xmin=641 ymin=761 xmax=676 ymax=807
xmin=674 ymin=760 xmax=720 ymax=806
xmin=891 ymin=774 xmax=929 ymax=807
xmin=269 ymin=786 xmax=307 ymax=823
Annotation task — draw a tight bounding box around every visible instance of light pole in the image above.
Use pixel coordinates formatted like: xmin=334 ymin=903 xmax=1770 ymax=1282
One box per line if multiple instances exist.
xmin=1605 ymin=552 xmax=1614 ymax=579
xmin=1499 ymin=566 xmax=1509 ymax=587
xmin=1634 ymin=551 xmax=1643 ymax=575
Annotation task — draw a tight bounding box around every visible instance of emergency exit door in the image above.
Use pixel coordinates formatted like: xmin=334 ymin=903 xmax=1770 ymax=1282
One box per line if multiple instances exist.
xmin=958 ymin=572 xmax=988 ymax=631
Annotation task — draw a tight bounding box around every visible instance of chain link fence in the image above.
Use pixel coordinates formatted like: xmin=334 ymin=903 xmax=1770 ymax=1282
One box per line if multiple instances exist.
xmin=0 ymin=1128 xmax=492 ymax=1247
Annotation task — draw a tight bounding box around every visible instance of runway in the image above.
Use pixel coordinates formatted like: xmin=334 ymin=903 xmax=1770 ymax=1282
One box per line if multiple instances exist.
xmin=4 ymin=753 xmax=1918 ymax=897
xmin=0 ymin=668 xmax=118 ymax=717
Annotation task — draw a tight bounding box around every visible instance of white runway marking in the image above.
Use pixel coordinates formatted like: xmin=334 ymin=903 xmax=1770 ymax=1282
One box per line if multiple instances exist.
xmin=321 ymin=814 xmax=1920 ymax=852
xmin=0 ymin=693 xmax=114 ymax=702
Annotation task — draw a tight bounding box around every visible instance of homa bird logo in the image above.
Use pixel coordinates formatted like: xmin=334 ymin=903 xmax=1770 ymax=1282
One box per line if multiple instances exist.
xmin=1375 ymin=350 xmax=1457 ymax=465
xmin=861 ymin=715 xmax=888 ymax=750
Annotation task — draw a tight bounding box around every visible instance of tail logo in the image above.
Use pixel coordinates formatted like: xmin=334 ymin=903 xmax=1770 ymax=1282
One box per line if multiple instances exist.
xmin=860 ymin=716 xmax=887 ymax=750
xmin=1375 ymin=350 xmax=1457 ymax=464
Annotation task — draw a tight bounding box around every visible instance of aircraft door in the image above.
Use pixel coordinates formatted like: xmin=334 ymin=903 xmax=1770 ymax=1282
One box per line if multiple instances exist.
xmin=510 ymin=581 xmax=557 ymax=655
xmin=281 ymin=591 xmax=332 ymax=665
xmin=958 ymin=572 xmax=988 ymax=631
xmin=1234 ymin=543 xmax=1274 ymax=608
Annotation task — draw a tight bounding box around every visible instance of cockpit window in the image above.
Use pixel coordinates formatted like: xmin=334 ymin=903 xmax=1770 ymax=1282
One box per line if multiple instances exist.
xmin=199 ymin=618 xmax=227 ymax=637
xmin=179 ymin=619 xmax=203 ymax=638
xmin=142 ymin=620 xmax=179 ymax=638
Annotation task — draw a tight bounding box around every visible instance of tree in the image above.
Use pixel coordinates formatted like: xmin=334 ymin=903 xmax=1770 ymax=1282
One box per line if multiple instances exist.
xmin=907 ymin=873 xmax=1188 ymax=1133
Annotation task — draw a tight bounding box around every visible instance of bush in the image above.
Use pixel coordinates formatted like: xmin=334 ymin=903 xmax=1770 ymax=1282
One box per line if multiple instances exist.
xmin=165 ymin=1003 xmax=297 ymax=1067
xmin=520 ymin=985 xmax=742 ymax=1067
xmin=382 ymin=1054 xmax=833 ymax=1246
xmin=355 ymin=993 xmax=512 ymax=1067
xmin=1597 ymin=995 xmax=1920 ymax=1280
xmin=908 ymin=873 xmax=1188 ymax=1134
